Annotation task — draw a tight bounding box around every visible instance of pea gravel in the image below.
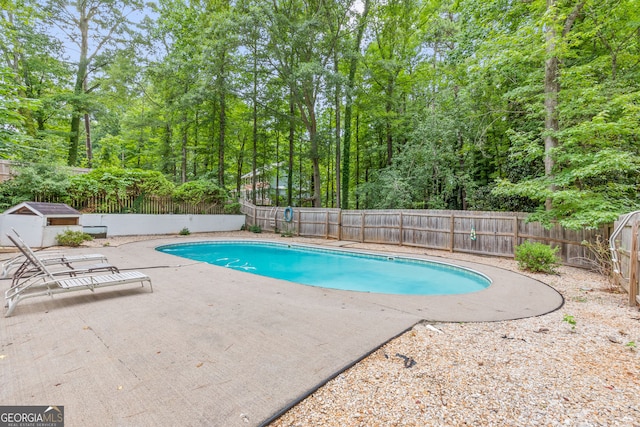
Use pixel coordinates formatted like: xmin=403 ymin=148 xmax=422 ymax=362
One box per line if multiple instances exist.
xmin=269 ymin=252 xmax=640 ymax=427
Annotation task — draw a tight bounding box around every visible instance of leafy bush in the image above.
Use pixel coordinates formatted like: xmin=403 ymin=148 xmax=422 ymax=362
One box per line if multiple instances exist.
xmin=223 ymin=202 xmax=241 ymax=214
xmin=179 ymin=227 xmax=190 ymax=235
xmin=0 ymin=163 xmax=72 ymax=210
xmin=248 ymin=224 xmax=262 ymax=233
xmin=514 ymin=241 xmax=560 ymax=274
xmin=68 ymin=167 xmax=175 ymax=199
xmin=173 ymin=180 xmax=228 ymax=205
xmin=56 ymin=230 xmax=94 ymax=247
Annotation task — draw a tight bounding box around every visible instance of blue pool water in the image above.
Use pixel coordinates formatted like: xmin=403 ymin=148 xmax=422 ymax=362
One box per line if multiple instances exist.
xmin=156 ymin=241 xmax=491 ymax=295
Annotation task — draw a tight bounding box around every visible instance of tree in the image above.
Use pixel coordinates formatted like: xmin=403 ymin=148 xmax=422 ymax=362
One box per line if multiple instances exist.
xmin=45 ymin=0 xmax=144 ymax=166
xmin=0 ymin=0 xmax=69 ymax=161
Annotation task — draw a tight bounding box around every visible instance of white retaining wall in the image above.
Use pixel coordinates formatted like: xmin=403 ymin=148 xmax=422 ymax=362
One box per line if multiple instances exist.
xmin=80 ymin=214 xmax=245 ymax=236
xmin=0 ymin=215 xmax=83 ymax=247
xmin=0 ymin=214 xmax=245 ymax=247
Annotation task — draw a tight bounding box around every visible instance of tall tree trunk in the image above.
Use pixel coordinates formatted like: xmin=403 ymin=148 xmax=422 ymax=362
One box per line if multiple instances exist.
xmin=341 ymin=0 xmax=370 ymax=209
xmin=84 ymin=113 xmax=92 ymax=167
xmin=251 ymin=48 xmax=258 ymax=206
xmin=218 ymin=53 xmax=226 ymax=188
xmin=68 ymin=5 xmax=90 ymax=166
xmin=287 ymin=87 xmax=295 ymax=207
xmin=543 ymin=0 xmax=559 ymax=211
xmin=181 ymin=120 xmax=188 ymax=184
xmin=310 ymin=124 xmax=321 ymax=207
xmin=236 ymin=134 xmax=246 ymax=197
xmin=68 ymin=59 xmax=87 ymax=166
xmin=275 ymin=132 xmax=280 ymax=207
xmin=334 ymin=53 xmax=341 ymax=209
xmin=543 ymin=0 xmax=585 ymax=210
xmin=385 ymin=82 xmax=394 ymax=166
xmin=218 ymin=95 xmax=226 ymax=188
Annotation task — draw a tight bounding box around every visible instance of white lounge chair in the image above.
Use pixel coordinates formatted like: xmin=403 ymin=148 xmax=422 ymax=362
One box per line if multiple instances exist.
xmin=1 ymin=249 xmax=109 ymax=279
xmin=4 ymin=233 xmax=152 ymax=317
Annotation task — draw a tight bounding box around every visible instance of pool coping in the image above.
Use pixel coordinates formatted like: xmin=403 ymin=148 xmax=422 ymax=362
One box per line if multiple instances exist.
xmin=153 ymin=237 xmax=564 ymax=323
xmin=1 ymin=235 xmax=565 ymax=427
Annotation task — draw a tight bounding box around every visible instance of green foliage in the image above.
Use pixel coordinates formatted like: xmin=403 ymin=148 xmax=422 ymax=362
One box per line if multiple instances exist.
xmin=56 ymin=230 xmax=93 ymax=247
xmin=68 ymin=168 xmax=175 ymax=200
xmin=173 ymin=180 xmax=228 ymax=205
xmin=514 ymin=241 xmax=560 ymax=274
xmin=248 ymin=224 xmax=262 ymax=233
xmin=563 ymin=314 xmax=577 ymax=332
xmin=95 ymin=134 xmax=125 ymax=168
xmin=223 ymin=202 xmax=241 ymax=214
xmin=0 ymin=164 xmax=72 ymax=210
xmin=179 ymin=227 xmax=190 ymax=235
xmin=3 ymin=0 xmax=640 ymax=224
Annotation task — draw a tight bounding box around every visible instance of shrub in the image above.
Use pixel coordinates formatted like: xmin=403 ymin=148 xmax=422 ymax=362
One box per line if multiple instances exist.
xmin=0 ymin=163 xmax=72 ymax=210
xmin=514 ymin=241 xmax=560 ymax=274
xmin=68 ymin=167 xmax=176 ymax=200
xmin=179 ymin=227 xmax=190 ymax=235
xmin=223 ymin=202 xmax=241 ymax=214
xmin=173 ymin=180 xmax=228 ymax=205
xmin=248 ymin=224 xmax=262 ymax=233
xmin=56 ymin=230 xmax=94 ymax=247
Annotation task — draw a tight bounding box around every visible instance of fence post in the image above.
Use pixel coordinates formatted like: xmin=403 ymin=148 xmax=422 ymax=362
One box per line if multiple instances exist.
xmin=360 ymin=211 xmax=365 ymax=243
xmin=629 ymin=221 xmax=638 ymax=306
xmin=338 ymin=209 xmax=342 ymax=241
xmin=399 ymin=211 xmax=403 ymax=246
xmin=325 ymin=211 xmax=329 ymax=239
xmin=296 ymin=210 xmax=301 ymax=236
xmin=253 ymin=205 xmax=257 ymax=227
xmin=513 ymin=216 xmax=519 ymax=257
xmin=449 ymin=213 xmax=455 ymax=252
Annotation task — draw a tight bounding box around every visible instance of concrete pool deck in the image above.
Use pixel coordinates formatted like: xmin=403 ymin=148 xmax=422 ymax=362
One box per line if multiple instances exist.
xmin=1 ymin=236 xmax=563 ymax=426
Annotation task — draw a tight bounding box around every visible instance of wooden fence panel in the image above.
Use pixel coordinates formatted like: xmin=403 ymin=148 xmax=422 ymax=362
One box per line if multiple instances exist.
xmin=239 ymin=201 xmax=608 ymax=268
xmin=35 ymin=194 xmax=225 ymax=215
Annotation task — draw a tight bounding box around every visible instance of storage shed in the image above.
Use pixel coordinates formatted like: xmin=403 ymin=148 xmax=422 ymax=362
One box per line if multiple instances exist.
xmin=0 ymin=202 xmax=83 ymax=247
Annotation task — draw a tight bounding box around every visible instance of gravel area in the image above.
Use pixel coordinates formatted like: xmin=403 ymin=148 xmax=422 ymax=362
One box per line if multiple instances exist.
xmin=87 ymin=232 xmax=640 ymax=426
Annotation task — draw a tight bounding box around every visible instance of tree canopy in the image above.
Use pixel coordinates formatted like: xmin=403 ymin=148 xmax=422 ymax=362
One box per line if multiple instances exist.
xmin=1 ymin=0 xmax=639 ymax=228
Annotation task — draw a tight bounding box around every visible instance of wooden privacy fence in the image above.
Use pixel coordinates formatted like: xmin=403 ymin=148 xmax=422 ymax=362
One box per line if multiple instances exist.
xmin=35 ymin=194 xmax=225 ymax=215
xmin=611 ymin=212 xmax=640 ymax=306
xmin=241 ymin=201 xmax=609 ymax=268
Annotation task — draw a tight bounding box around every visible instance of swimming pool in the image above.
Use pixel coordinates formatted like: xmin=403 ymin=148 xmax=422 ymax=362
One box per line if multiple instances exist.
xmin=156 ymin=241 xmax=491 ymax=295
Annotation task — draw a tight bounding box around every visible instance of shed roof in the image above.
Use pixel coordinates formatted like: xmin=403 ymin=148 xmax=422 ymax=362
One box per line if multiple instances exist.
xmin=4 ymin=202 xmax=81 ymax=217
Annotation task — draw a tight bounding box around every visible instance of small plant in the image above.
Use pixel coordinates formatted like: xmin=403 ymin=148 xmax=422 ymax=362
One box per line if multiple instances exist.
xmin=626 ymin=341 xmax=636 ymax=351
xmin=56 ymin=230 xmax=94 ymax=247
xmin=249 ymin=224 xmax=262 ymax=233
xmin=280 ymin=230 xmax=294 ymax=238
xmin=563 ymin=314 xmax=577 ymax=332
xmin=179 ymin=227 xmax=191 ymax=235
xmin=514 ymin=240 xmax=560 ymax=274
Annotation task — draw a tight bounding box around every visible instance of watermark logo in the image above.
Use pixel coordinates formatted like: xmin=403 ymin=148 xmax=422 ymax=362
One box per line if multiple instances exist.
xmin=0 ymin=406 xmax=64 ymax=427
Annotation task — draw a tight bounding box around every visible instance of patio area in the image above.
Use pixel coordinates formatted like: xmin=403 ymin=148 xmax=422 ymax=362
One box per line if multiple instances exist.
xmin=0 ymin=235 xmax=563 ymax=426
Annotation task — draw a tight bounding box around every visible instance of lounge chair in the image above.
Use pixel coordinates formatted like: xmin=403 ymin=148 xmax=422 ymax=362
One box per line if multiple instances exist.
xmin=4 ymin=233 xmax=152 ymax=317
xmin=9 ymin=251 xmax=119 ymax=285
xmin=1 ymin=249 xmax=109 ymax=279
